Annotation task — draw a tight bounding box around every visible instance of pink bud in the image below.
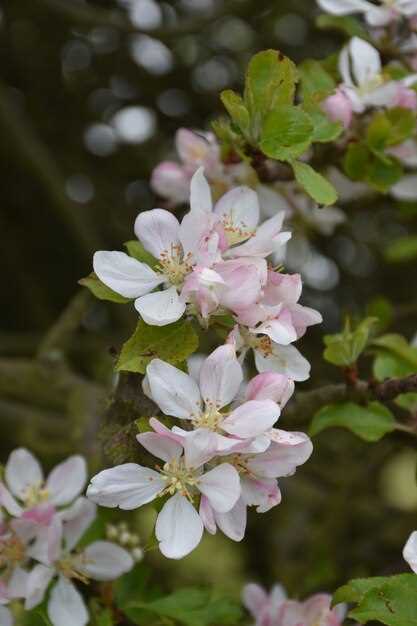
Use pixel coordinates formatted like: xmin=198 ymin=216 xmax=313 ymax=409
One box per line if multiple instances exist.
xmin=246 ymin=372 xmax=294 ymax=408
xmin=150 ymin=161 xmax=190 ymax=203
xmin=322 ymin=88 xmax=353 ymax=129
xmin=393 ymin=85 xmax=417 ymax=111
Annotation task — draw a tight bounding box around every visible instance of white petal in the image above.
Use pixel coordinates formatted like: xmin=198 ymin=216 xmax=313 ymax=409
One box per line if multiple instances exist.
xmin=137 ymin=432 xmax=183 ymax=463
xmin=59 ymin=497 xmax=97 ymax=551
xmin=190 ymin=167 xmax=212 ymax=214
xmin=199 ymin=345 xmax=243 ymax=409
xmin=214 ymin=186 xmax=259 ymax=236
xmin=46 ymin=456 xmax=87 ymax=506
xmin=391 ymin=175 xmax=417 ymax=201
xmin=87 ymin=464 xmax=165 ymax=510
xmin=93 ymin=251 xmax=163 ymax=298
xmin=247 ymin=432 xmax=313 ymax=478
xmin=255 ymin=313 xmax=298 ymax=346
xmin=8 ymin=566 xmax=29 ymax=599
xmin=317 ymin=0 xmax=373 ymax=15
xmin=199 ymin=495 xmax=217 ymax=534
xmin=48 ymin=578 xmax=88 ymax=626
xmin=241 ymin=476 xmax=281 ymax=512
xmin=227 ymin=214 xmax=287 ymax=258
xmin=349 ymin=37 xmax=381 ymax=88
xmin=198 ymin=464 xmax=240 ymax=513
xmin=0 ymin=607 xmax=13 ymax=626
xmin=183 ymin=429 xmax=218 ymax=469
xmin=0 ymin=483 xmax=23 ymax=516
xmin=5 ymin=448 xmax=43 ymax=499
xmin=214 ymin=497 xmax=247 ymax=541
xmin=146 ymin=358 xmax=202 ymax=418
xmin=135 ymin=286 xmax=186 ymax=326
xmin=80 ymin=541 xmax=134 ymax=581
xmin=223 ymin=400 xmax=280 ymax=438
xmin=156 ymin=493 xmax=203 ymax=559
xmin=134 ymin=208 xmax=180 ymax=259
xmin=255 ymin=345 xmax=311 ymax=382
xmin=242 ymin=583 xmax=268 ymax=617
xmin=404 ymin=531 xmax=417 ymax=573
xmin=365 ymin=6 xmax=393 ymax=26
xmin=25 ymin=564 xmax=55 ymax=610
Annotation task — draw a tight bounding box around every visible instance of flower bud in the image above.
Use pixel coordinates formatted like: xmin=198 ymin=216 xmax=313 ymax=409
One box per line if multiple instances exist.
xmin=322 ymin=88 xmax=353 ymax=129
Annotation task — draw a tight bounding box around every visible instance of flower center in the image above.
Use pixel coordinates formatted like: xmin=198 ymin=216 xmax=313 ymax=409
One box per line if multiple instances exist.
xmin=157 ymin=245 xmax=193 ymax=286
xmin=0 ymin=535 xmax=25 ymax=569
xmin=22 ymin=483 xmax=49 ymax=508
xmin=57 ymin=555 xmax=90 ymax=584
xmin=357 ymin=73 xmax=385 ymax=96
xmin=191 ymin=401 xmax=224 ymax=431
xmin=159 ymin=458 xmax=199 ymax=501
xmin=221 ymin=216 xmax=255 ymax=246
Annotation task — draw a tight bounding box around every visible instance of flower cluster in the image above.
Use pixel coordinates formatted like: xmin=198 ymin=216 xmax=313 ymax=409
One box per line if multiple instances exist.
xmin=242 ymin=582 xmax=346 ymax=626
xmin=0 ymin=449 xmax=134 ymax=626
xmin=87 ymin=344 xmax=313 ymax=559
xmin=322 ymin=36 xmax=417 ymax=130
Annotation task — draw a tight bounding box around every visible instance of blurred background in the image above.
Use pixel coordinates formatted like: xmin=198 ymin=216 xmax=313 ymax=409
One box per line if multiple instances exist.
xmin=2 ymin=0 xmax=417 ymax=606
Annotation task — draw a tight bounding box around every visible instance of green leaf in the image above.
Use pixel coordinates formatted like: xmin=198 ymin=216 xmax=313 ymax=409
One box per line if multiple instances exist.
xmin=220 ymin=90 xmax=251 ymax=137
xmin=385 ymin=235 xmax=417 ymax=263
xmin=385 ymin=107 xmax=417 ymax=146
xmin=344 ymin=142 xmax=371 ymax=181
xmin=124 ymin=240 xmax=159 ymax=269
xmin=366 ymin=154 xmax=403 ymax=192
xmin=335 ymin=574 xmax=417 ymax=626
xmin=127 ymin=588 xmax=242 ymax=626
xmin=324 ymin=317 xmax=377 ymax=367
xmin=372 ymin=334 xmax=417 ymax=369
xmin=366 ymin=112 xmax=392 ymax=153
xmin=298 ymin=59 xmax=336 ymax=100
xmin=366 ymin=296 xmax=394 ymax=333
xmin=79 ymin=273 xmax=131 ymax=304
xmin=244 ymin=49 xmax=298 ymax=138
xmin=116 ymin=319 xmax=199 ymax=374
xmin=304 ymin=104 xmax=343 ymax=143
xmin=316 ymin=14 xmax=370 ymax=39
xmin=291 ymin=161 xmax=338 ymax=206
xmin=310 ymin=402 xmax=396 ymax=442
xmin=260 ymin=106 xmax=314 ymax=161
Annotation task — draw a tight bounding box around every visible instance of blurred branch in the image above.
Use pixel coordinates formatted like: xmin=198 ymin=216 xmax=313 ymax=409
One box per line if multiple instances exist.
xmin=37 ymin=290 xmax=92 ymax=359
xmin=0 ymin=80 xmax=100 ymax=256
xmin=285 ymin=375 xmax=417 ymax=424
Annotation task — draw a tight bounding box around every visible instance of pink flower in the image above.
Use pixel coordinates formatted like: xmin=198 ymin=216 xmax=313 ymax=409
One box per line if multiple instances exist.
xmin=242 ymin=583 xmax=346 ymax=626
xmin=245 ymin=372 xmax=295 ymax=409
xmin=87 ymin=433 xmax=240 ymax=559
xmin=23 ymin=497 xmax=133 ymax=626
xmin=143 ymin=345 xmax=281 ymax=450
xmin=392 ymin=84 xmax=417 ymax=109
xmin=0 ymin=448 xmax=87 ymax=518
xmin=151 ymin=162 xmax=190 ymax=204
xmin=322 ymin=88 xmax=353 ymax=129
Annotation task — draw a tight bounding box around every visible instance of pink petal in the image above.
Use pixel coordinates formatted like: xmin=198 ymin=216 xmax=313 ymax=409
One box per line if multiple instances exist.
xmin=223 ymin=400 xmax=280 ymax=438
xmin=198 ymin=463 xmax=241 ymax=513
xmin=46 ymin=456 xmax=87 ymax=506
xmin=80 ymin=541 xmax=134 ymax=581
xmin=137 ymin=432 xmax=183 ymax=463
xmin=245 ymin=372 xmax=294 ymax=408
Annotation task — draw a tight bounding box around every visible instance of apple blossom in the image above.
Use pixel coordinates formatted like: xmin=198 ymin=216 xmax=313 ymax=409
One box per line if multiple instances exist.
xmin=143 ymin=344 xmax=281 ymax=450
xmin=0 ymin=448 xmax=86 ymax=519
xmin=336 ymin=37 xmax=417 ymax=114
xmin=242 ymin=582 xmax=346 ymax=626
xmin=22 ymin=497 xmax=133 ymax=626
xmin=318 ymin=0 xmax=417 ymax=27
xmin=94 ymin=168 xmax=287 ymax=326
xmin=322 ymin=88 xmax=353 ymax=129
xmin=87 ymin=431 xmax=241 ymax=559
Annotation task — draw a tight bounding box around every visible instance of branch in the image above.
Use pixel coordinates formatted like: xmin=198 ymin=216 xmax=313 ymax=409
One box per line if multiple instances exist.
xmin=284 ymin=375 xmax=417 ymax=424
xmin=37 ymin=290 xmax=92 ymax=359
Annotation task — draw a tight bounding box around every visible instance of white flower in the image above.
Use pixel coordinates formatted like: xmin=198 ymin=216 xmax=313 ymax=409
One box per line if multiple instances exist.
xmin=24 ymin=498 xmax=134 ymax=626
xmin=144 ymin=344 xmax=281 ymax=450
xmin=318 ymin=0 xmax=417 ymax=27
xmin=87 ymin=433 xmax=241 ymax=559
xmin=403 ymin=530 xmax=417 ymax=572
xmin=338 ymin=37 xmax=417 ymax=112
